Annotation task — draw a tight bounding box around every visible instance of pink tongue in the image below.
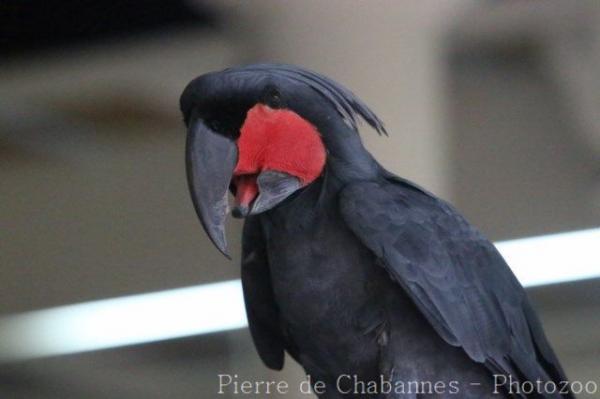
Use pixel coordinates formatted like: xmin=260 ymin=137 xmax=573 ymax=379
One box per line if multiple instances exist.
xmin=234 ymin=175 xmax=258 ymax=208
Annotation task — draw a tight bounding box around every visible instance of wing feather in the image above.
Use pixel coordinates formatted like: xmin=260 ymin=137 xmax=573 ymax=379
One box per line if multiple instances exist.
xmin=339 ymin=178 xmax=572 ymax=398
xmin=241 ymin=216 xmax=285 ymax=370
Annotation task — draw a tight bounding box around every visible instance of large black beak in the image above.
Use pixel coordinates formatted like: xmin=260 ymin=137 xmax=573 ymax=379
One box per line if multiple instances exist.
xmin=185 ymin=118 xmax=238 ymax=258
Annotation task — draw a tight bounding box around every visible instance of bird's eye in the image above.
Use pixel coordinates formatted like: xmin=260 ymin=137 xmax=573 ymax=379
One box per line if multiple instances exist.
xmin=264 ymin=87 xmax=283 ymax=108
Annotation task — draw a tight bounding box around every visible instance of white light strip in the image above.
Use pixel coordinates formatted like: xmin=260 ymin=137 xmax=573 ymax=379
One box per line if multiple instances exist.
xmin=497 ymin=227 xmax=600 ymax=287
xmin=0 ymin=228 xmax=598 ymax=362
xmin=0 ymin=280 xmax=247 ymax=363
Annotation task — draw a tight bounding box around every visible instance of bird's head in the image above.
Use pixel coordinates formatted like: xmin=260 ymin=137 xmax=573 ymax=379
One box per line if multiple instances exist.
xmin=180 ymin=63 xmax=385 ymax=257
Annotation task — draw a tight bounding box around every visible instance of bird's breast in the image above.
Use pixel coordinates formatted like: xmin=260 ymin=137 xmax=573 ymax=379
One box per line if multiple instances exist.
xmin=260 ymin=208 xmax=386 ymax=331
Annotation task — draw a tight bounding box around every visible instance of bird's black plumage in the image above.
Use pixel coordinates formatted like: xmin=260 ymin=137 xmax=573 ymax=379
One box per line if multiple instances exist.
xmin=181 ymin=63 xmax=573 ymax=398
xmin=339 ymin=178 xmax=570 ymax=396
xmin=180 ymin=63 xmax=386 ymax=138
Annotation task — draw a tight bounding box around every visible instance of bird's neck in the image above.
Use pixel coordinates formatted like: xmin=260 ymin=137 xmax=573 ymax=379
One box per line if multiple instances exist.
xmin=322 ymin=127 xmax=381 ymax=185
xmin=260 ymin=126 xmax=382 ymax=224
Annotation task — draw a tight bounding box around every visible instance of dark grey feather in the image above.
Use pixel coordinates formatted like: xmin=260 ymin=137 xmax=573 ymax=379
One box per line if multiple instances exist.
xmin=339 ymin=177 xmax=573 ymax=398
xmin=225 ymin=63 xmax=387 ymax=136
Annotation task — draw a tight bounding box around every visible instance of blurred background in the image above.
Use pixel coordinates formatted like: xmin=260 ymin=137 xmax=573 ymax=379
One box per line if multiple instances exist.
xmin=1 ymin=0 xmax=599 ymax=397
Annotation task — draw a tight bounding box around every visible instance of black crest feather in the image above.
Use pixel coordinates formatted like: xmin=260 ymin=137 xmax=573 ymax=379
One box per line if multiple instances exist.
xmin=226 ymin=63 xmax=387 ymax=136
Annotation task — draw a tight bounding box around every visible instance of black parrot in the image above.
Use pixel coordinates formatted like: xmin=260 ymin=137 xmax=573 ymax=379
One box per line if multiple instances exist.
xmin=180 ymin=64 xmax=572 ymax=398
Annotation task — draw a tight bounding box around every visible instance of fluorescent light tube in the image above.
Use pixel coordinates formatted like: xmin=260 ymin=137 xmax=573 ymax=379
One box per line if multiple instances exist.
xmin=0 ymin=228 xmax=598 ymax=362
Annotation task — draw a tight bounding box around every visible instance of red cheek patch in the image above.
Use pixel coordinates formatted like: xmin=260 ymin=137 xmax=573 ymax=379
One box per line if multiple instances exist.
xmin=234 ymin=104 xmax=326 ymax=185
